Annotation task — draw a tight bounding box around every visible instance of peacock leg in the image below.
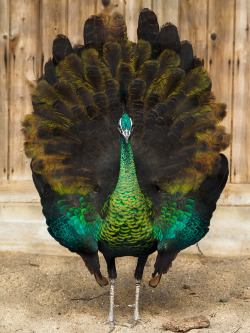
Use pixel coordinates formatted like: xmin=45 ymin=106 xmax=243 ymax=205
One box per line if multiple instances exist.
xmin=128 ymin=256 xmax=148 ymax=327
xmin=129 ymin=279 xmax=145 ymax=327
xmin=104 ymin=278 xmax=117 ymax=332
xmin=103 ymin=256 xmax=121 ymax=332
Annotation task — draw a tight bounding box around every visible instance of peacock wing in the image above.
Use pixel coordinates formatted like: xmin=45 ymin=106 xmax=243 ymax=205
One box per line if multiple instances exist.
xmin=149 ymin=154 xmax=228 ymax=288
xmin=153 ymin=154 xmax=229 ymax=253
xmin=32 ymin=169 xmax=109 ymax=286
xmin=32 ymin=169 xmax=101 ymax=255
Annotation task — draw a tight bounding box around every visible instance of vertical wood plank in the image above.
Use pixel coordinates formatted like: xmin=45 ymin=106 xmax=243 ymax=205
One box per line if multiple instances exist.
xmin=41 ymin=0 xmax=68 ymax=63
xmin=68 ymin=0 xmax=96 ymax=46
xmin=123 ymin=0 xmax=152 ymax=42
xmin=207 ymin=0 xmax=235 ymax=164
xmin=152 ymin=0 xmax=179 ymax=27
xmin=96 ymin=0 xmax=103 ymax=13
xmin=9 ymin=0 xmax=40 ymax=180
xmin=179 ymin=0 xmax=208 ymax=66
xmin=125 ymin=0 xmax=143 ymax=42
xmin=96 ymin=0 xmax=125 ymax=16
xmin=142 ymin=0 xmax=152 ymax=10
xmin=231 ymin=0 xmax=250 ymax=183
xmin=0 ymin=0 xmax=9 ymax=180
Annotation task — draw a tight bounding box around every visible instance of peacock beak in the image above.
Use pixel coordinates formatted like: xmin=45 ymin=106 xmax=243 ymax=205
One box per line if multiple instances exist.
xmin=122 ymin=129 xmax=131 ymax=143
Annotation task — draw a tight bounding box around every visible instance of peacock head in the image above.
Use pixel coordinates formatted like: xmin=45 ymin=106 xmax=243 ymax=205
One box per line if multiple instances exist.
xmin=118 ymin=114 xmax=133 ymax=143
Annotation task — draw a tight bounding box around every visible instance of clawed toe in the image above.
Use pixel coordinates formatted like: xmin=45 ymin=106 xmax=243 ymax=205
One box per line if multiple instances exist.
xmin=128 ymin=317 xmax=146 ymax=328
xmin=104 ymin=318 xmax=117 ymax=333
xmin=104 ymin=318 xmax=128 ymax=332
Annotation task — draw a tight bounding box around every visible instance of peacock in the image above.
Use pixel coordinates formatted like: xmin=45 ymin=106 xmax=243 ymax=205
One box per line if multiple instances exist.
xmin=22 ymin=2 xmax=230 ymax=331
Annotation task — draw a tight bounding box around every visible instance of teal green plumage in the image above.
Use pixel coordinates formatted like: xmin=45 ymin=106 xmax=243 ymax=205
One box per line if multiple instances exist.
xmin=23 ymin=7 xmax=229 ymax=292
xmin=47 ymin=196 xmax=101 ymax=253
xmin=99 ymin=135 xmax=156 ymax=256
xmin=39 ymin=134 xmax=210 ymax=259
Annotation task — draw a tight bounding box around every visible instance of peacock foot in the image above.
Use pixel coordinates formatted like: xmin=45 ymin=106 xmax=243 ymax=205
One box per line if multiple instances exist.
xmin=104 ymin=318 xmax=128 ymax=333
xmin=128 ymin=279 xmax=145 ymax=328
xmin=104 ymin=317 xmax=118 ymax=333
xmin=128 ymin=317 xmax=146 ymax=328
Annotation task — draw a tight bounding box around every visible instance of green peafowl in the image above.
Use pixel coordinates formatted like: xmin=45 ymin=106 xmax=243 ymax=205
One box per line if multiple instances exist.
xmin=22 ymin=2 xmax=230 ymax=331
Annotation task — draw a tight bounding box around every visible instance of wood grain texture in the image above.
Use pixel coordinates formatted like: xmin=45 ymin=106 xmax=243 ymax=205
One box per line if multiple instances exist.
xmin=1 ymin=0 xmax=250 ymax=202
xmin=179 ymin=0 xmax=208 ymax=66
xmin=41 ymin=0 xmax=68 ymax=63
xmin=123 ymin=0 xmax=152 ymax=42
xmin=68 ymin=0 xmax=96 ymax=46
xmin=96 ymin=0 xmax=125 ymax=16
xmin=1 ymin=180 xmax=248 ymax=206
xmin=96 ymin=0 xmax=103 ymax=13
xmin=142 ymin=0 xmax=152 ymax=10
xmin=9 ymin=0 xmax=40 ymax=180
xmin=125 ymin=0 xmax=143 ymax=42
xmin=152 ymin=0 xmax=179 ymax=27
xmin=218 ymin=183 xmax=250 ymax=206
xmin=0 ymin=180 xmax=39 ymax=203
xmin=0 ymin=0 xmax=9 ymax=180
xmin=231 ymin=0 xmax=250 ymax=183
xmin=207 ymin=0 xmax=235 ymax=165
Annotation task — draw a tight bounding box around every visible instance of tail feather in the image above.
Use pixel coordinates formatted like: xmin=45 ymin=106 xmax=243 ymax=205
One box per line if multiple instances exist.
xmin=179 ymin=40 xmax=194 ymax=71
xmin=53 ymin=35 xmax=73 ymax=63
xmin=137 ymin=8 xmax=159 ymax=56
xmin=55 ymin=53 xmax=86 ymax=89
xmin=83 ymin=12 xmax=127 ymax=52
xmin=22 ymin=8 xmax=230 ymax=201
xmin=159 ymin=23 xmax=180 ymax=52
xmin=103 ymin=42 xmax=122 ymax=77
xmin=55 ymin=80 xmax=81 ymax=105
xmin=134 ymin=40 xmax=151 ymax=71
xmin=44 ymin=59 xmax=58 ymax=85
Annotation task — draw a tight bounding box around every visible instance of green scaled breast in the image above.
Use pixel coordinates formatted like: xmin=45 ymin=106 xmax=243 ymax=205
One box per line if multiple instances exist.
xmin=98 ymin=133 xmax=156 ymax=257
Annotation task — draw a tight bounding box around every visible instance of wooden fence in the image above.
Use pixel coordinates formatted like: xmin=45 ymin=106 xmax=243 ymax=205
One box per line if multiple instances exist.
xmin=0 ymin=0 xmax=249 ymax=203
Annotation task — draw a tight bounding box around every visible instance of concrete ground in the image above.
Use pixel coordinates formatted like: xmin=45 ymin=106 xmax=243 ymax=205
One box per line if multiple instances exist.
xmin=0 ymin=251 xmax=249 ymax=333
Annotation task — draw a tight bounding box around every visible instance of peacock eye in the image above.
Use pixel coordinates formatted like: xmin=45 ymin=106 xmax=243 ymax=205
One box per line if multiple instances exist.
xmin=131 ymin=125 xmax=134 ymax=132
xmin=118 ymin=125 xmax=122 ymax=133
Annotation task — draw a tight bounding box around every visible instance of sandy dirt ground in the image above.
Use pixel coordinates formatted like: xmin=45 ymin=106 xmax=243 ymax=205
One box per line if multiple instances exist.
xmin=0 ymin=251 xmax=249 ymax=333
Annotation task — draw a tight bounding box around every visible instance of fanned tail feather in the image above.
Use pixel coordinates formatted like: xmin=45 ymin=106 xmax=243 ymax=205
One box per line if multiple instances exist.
xmin=22 ymin=8 xmax=230 ymax=206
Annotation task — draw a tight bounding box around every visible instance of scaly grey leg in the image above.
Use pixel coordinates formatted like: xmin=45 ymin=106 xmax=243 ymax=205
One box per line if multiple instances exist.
xmin=134 ymin=279 xmax=141 ymax=321
xmin=104 ymin=279 xmax=116 ymax=332
xmin=129 ymin=279 xmax=145 ymax=328
xmin=104 ymin=279 xmax=128 ymax=332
